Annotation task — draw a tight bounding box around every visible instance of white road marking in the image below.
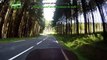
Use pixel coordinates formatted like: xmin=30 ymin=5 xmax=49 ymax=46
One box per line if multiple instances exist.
xmin=8 ymin=36 xmax=48 ymax=60
xmin=56 ymin=41 xmax=58 ymax=43
xmin=36 ymin=41 xmax=43 ymax=45
xmin=14 ymin=40 xmax=25 ymax=43
xmin=36 ymin=37 xmax=48 ymax=45
xmin=53 ymin=40 xmax=58 ymax=43
xmin=8 ymin=46 xmax=34 ymax=60
xmin=61 ymin=49 xmax=69 ymax=60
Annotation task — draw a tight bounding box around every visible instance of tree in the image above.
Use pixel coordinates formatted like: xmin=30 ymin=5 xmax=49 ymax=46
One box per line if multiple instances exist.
xmin=89 ymin=1 xmax=95 ymax=34
xmin=0 ymin=1 xmax=8 ymax=38
xmin=81 ymin=0 xmax=88 ymax=34
xmin=0 ymin=0 xmax=44 ymax=38
xmin=73 ymin=0 xmax=79 ymax=34
xmin=94 ymin=0 xmax=107 ymax=42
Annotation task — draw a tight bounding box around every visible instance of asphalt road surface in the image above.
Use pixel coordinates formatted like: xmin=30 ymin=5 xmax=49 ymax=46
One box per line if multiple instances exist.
xmin=0 ymin=35 xmax=78 ymax=60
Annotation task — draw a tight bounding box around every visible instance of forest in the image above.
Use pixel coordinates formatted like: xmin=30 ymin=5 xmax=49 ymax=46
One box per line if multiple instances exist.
xmin=52 ymin=0 xmax=107 ymax=42
xmin=52 ymin=0 xmax=107 ymax=60
xmin=0 ymin=0 xmax=107 ymax=60
xmin=0 ymin=0 xmax=45 ymax=38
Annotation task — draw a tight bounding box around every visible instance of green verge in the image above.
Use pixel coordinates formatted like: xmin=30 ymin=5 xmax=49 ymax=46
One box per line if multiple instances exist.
xmin=53 ymin=34 xmax=103 ymax=60
xmin=0 ymin=36 xmax=40 ymax=43
xmin=0 ymin=38 xmax=25 ymax=43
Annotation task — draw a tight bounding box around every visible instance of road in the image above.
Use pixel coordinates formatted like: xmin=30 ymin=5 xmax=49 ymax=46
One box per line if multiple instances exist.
xmin=0 ymin=35 xmax=77 ymax=60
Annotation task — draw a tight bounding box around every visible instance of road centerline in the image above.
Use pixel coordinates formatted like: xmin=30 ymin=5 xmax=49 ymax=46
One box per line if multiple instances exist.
xmin=36 ymin=36 xmax=48 ymax=45
xmin=8 ymin=46 xmax=34 ymax=60
xmin=8 ymin=36 xmax=48 ymax=60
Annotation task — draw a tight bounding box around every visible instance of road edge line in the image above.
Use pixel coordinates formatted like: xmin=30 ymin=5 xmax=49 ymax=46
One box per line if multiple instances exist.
xmin=61 ymin=49 xmax=69 ymax=60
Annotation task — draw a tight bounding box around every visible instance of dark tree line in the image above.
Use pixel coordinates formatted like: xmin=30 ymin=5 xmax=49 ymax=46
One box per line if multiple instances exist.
xmin=52 ymin=0 xmax=107 ymax=42
xmin=0 ymin=0 xmax=45 ymax=38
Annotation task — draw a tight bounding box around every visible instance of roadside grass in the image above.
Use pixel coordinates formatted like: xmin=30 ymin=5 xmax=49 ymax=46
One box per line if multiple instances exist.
xmin=0 ymin=35 xmax=40 ymax=43
xmin=0 ymin=38 xmax=25 ymax=43
xmin=53 ymin=34 xmax=104 ymax=60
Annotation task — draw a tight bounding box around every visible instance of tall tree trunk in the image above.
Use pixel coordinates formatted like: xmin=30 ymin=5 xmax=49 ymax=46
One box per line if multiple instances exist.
xmin=14 ymin=9 xmax=24 ymax=37
xmin=18 ymin=10 xmax=27 ymax=37
xmin=89 ymin=2 xmax=95 ymax=34
xmin=2 ymin=7 xmax=12 ymax=38
xmin=70 ymin=18 xmax=72 ymax=35
xmin=11 ymin=10 xmax=18 ymax=37
xmin=81 ymin=0 xmax=88 ymax=34
xmin=73 ymin=0 xmax=79 ymax=35
xmin=94 ymin=0 xmax=107 ymax=42
xmin=7 ymin=9 xmax=13 ymax=38
xmin=0 ymin=4 xmax=8 ymax=38
xmin=87 ymin=17 xmax=90 ymax=34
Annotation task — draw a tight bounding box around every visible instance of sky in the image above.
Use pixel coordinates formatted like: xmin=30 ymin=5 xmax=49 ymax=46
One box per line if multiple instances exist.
xmin=43 ymin=0 xmax=56 ymax=21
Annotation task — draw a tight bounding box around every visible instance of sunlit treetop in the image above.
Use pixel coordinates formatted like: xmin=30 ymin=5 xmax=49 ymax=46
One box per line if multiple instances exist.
xmin=9 ymin=0 xmax=22 ymax=9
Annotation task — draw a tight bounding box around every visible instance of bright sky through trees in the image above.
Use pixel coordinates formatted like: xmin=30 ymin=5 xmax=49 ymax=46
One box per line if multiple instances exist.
xmin=42 ymin=0 xmax=56 ymax=35
xmin=43 ymin=0 xmax=56 ymax=21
